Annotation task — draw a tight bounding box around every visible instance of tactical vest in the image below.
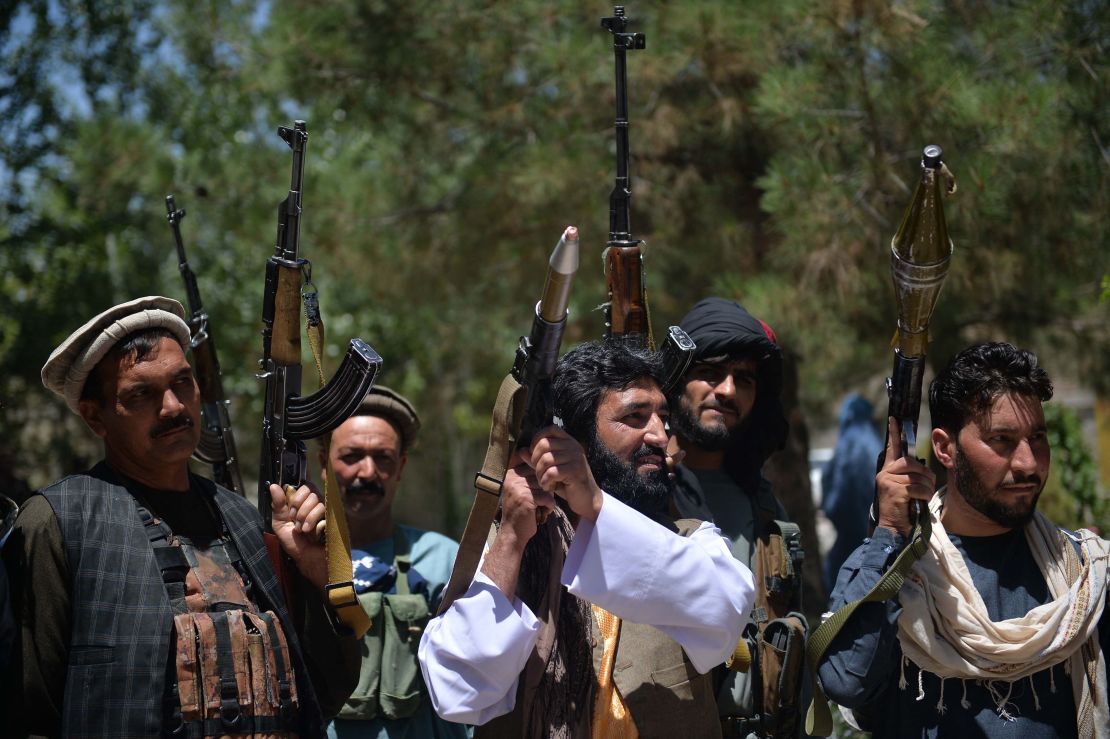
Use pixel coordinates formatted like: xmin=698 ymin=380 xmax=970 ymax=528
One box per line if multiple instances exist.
xmin=137 ymin=498 xmax=300 ymax=738
xmin=338 ymin=527 xmax=431 ymax=722
xmin=40 ymin=465 xmax=327 ymax=738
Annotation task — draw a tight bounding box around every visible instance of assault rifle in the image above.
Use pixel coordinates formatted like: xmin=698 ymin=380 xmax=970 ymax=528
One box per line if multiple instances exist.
xmin=165 ymin=195 xmax=245 ymax=495
xmin=601 ymin=5 xmax=651 ymax=348
xmin=437 ymin=227 xmax=580 ymax=616
xmin=600 ymin=7 xmax=695 ymax=384
xmin=257 ymin=120 xmax=382 ymax=634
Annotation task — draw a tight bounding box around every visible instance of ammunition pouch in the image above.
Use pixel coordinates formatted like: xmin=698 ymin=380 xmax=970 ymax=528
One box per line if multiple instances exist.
xmin=746 ymin=510 xmax=808 ymax=738
xmin=338 ymin=526 xmax=431 ymax=722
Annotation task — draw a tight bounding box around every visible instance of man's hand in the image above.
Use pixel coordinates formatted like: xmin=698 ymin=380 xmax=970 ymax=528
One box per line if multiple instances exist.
xmin=479 ymin=450 xmax=555 ymax=599
xmin=875 ymin=417 xmax=937 ymax=538
xmin=529 ymin=426 xmax=603 ymax=523
xmin=269 ymin=483 xmax=327 ymax=590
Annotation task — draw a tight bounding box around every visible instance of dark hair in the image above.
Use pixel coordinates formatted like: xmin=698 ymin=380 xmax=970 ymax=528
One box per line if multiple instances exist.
xmin=928 ymin=342 xmax=1053 ymax=432
xmin=80 ymin=327 xmax=181 ymax=404
xmin=552 ymin=340 xmax=666 ymax=443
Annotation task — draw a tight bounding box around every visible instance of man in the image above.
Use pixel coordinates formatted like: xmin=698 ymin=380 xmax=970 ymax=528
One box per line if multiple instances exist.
xmin=321 ymin=387 xmax=467 ymax=739
xmin=668 ymin=297 xmax=802 ymax=737
xmin=1 ymin=296 xmax=358 ymax=738
xmin=418 ymin=340 xmax=755 ymax=738
xmin=817 ymin=342 xmax=1110 ymax=737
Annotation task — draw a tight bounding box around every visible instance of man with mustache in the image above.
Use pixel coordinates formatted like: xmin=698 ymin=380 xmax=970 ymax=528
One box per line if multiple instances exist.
xmin=668 ymin=297 xmax=802 ymax=738
xmin=1 ymin=297 xmax=359 ymax=738
xmin=817 ymin=342 xmax=1110 ymax=738
xmin=319 ymin=387 xmax=466 ymax=739
xmin=419 ymin=340 xmax=755 ymax=738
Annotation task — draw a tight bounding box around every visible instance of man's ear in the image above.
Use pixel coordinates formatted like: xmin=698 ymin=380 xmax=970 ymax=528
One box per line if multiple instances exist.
xmin=396 ymin=453 xmax=408 ymax=482
xmin=932 ymin=427 xmax=957 ymax=471
xmin=78 ymin=399 xmax=108 ymax=439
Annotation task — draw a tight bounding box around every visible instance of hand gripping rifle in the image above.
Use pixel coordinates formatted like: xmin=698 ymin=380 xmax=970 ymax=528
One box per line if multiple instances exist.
xmin=437 ymin=227 xmax=580 ymax=616
xmin=165 ymin=195 xmax=246 ymax=495
xmin=258 ymin=120 xmax=383 ymax=636
xmin=804 ymin=146 xmax=956 ymax=736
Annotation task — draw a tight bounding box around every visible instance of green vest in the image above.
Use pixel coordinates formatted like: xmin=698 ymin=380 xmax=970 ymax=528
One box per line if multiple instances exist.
xmin=338 ymin=527 xmax=431 ymax=721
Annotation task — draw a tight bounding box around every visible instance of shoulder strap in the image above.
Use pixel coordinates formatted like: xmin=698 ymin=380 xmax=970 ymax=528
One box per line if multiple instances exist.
xmin=133 ymin=502 xmax=191 ymax=615
xmin=393 ymin=526 xmax=413 ymax=596
xmin=803 ymin=517 xmax=930 ymax=736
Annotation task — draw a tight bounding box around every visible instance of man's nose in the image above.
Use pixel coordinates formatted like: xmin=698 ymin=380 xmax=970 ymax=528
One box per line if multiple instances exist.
xmin=161 ymin=388 xmax=185 ymax=416
xmin=645 ymin=414 xmax=668 ymax=446
xmin=714 ymin=372 xmax=736 ymax=399
xmin=355 ymin=456 xmax=379 ymax=479
xmin=1011 ymin=438 xmax=1038 ymax=476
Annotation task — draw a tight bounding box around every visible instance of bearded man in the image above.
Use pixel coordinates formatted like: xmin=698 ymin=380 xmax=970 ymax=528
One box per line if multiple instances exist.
xmin=817 ymin=342 xmax=1110 ymax=738
xmin=668 ymin=297 xmax=802 ymax=738
xmin=418 ymin=340 xmax=755 ymax=738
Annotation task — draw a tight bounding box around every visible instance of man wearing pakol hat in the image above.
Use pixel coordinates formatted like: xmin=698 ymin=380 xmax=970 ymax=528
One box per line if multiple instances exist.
xmin=322 ymin=387 xmax=468 ymax=739
xmin=668 ymin=297 xmax=805 ymax=738
xmin=1 ymin=296 xmax=359 ymax=738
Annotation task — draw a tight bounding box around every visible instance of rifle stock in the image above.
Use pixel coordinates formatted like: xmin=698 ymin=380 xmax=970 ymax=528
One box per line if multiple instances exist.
xmin=165 ymin=194 xmax=245 ymax=495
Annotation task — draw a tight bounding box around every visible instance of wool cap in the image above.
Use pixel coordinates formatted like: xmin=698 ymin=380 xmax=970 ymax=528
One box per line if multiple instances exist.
xmin=41 ymin=296 xmax=191 ymax=414
xmin=353 ymin=385 xmax=421 ymax=452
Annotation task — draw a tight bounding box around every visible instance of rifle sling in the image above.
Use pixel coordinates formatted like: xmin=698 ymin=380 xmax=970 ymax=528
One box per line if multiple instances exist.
xmin=437 ymin=373 xmax=527 ymax=616
xmin=303 ymin=292 xmax=370 ymax=638
xmin=803 ymin=514 xmax=931 ymax=737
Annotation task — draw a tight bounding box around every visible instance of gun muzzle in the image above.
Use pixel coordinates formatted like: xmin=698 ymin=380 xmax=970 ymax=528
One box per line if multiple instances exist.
xmin=890 ymin=145 xmax=956 ymax=359
xmin=538 ymin=226 xmax=580 ymax=324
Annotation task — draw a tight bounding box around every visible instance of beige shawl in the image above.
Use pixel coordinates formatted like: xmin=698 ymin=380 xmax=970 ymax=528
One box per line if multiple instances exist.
xmin=897 ymin=492 xmax=1109 ymax=737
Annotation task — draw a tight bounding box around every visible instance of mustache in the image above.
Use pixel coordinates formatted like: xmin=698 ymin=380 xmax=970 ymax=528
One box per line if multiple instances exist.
xmin=701 ymin=397 xmax=739 ymax=414
xmin=633 ymin=445 xmax=667 ymax=462
xmin=150 ymin=414 xmax=193 ymax=439
xmin=1008 ymin=472 xmax=1042 ymax=488
xmin=346 ymin=479 xmax=386 ymax=497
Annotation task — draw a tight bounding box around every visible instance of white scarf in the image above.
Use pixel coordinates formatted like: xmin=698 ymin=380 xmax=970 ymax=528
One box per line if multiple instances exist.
xmin=897 ymin=491 xmax=1110 ymax=737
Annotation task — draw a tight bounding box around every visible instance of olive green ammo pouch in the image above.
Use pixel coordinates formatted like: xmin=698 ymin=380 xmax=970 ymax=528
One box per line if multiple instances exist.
xmin=338 ymin=528 xmax=431 ymax=721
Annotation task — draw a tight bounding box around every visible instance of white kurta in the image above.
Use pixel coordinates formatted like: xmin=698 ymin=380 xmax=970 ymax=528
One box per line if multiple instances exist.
xmin=418 ymin=492 xmax=755 ymax=725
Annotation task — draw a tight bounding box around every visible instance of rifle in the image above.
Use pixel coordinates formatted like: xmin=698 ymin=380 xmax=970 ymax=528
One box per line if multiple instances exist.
xmin=437 ymin=227 xmax=580 ymax=616
xmin=601 ymin=5 xmax=652 ymax=349
xmin=165 ymin=194 xmax=245 ymax=495
xmin=804 ymin=145 xmax=956 ymax=736
xmin=257 ymin=119 xmax=383 ymax=635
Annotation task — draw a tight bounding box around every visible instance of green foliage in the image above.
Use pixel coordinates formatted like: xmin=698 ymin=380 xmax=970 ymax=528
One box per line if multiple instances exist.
xmin=1 ymin=1 xmax=1106 ymax=531
xmin=1041 ymin=403 xmax=1108 ymax=533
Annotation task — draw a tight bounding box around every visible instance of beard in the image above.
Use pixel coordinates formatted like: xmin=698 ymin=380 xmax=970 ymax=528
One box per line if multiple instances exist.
xmin=953 ymin=445 xmax=1042 ymax=530
xmin=585 ymin=434 xmax=673 ymax=516
xmin=669 ymin=392 xmax=744 ymax=452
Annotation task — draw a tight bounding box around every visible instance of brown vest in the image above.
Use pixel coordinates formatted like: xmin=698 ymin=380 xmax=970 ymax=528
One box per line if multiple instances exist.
xmin=476 ymin=517 xmax=721 ymax=739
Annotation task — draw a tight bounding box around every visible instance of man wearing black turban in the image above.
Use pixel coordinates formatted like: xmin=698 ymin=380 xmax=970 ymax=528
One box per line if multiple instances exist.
xmin=669 ymin=297 xmax=802 ymax=738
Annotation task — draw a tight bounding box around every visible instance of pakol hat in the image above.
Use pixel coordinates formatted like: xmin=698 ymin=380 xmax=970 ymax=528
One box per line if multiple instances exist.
xmin=41 ymin=295 xmax=191 ymax=415
xmin=354 ymin=385 xmax=422 ymax=452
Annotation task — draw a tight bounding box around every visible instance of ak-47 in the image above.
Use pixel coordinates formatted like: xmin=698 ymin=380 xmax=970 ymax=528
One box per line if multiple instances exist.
xmin=165 ymin=194 xmax=245 ymax=495
xmin=437 ymin=227 xmax=581 ymax=616
xmin=257 ymin=120 xmax=382 ymax=631
xmin=601 ymin=5 xmax=651 ymax=348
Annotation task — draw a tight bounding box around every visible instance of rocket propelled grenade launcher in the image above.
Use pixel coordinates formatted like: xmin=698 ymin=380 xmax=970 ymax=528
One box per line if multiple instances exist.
xmin=601 ymin=5 xmax=652 ymax=348
xmin=886 ymin=144 xmax=956 ymax=460
xmin=165 ymin=194 xmax=245 ymax=495
xmin=437 ymin=227 xmax=580 ymax=616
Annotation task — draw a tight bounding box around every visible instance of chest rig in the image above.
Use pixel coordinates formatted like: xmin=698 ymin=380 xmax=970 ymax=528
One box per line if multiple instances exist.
xmin=137 ymin=498 xmax=300 ymax=739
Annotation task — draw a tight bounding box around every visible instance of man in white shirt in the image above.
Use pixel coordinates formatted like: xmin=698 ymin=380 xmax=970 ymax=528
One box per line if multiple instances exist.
xmin=419 ymin=340 xmax=755 ymax=738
